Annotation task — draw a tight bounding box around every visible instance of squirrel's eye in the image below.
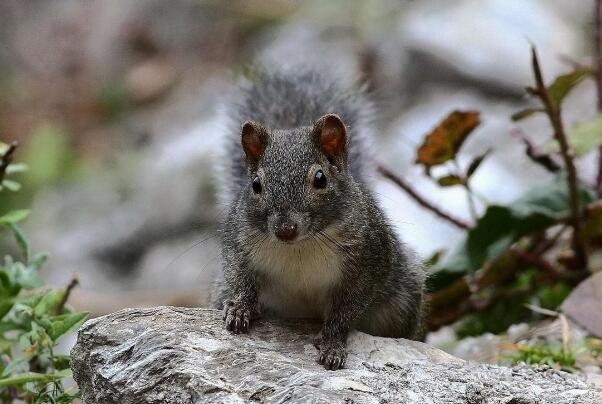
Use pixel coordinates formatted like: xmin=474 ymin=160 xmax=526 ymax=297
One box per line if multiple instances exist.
xmin=313 ymin=170 xmax=327 ymax=189
xmin=252 ymin=176 xmax=262 ymax=194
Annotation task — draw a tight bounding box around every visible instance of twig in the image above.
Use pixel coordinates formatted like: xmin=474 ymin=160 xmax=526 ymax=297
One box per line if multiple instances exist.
xmin=453 ymin=159 xmax=478 ymax=220
xmin=510 ymin=128 xmax=560 ymax=173
xmin=376 ymin=163 xmax=471 ymax=230
xmin=530 ymin=47 xmax=588 ymax=271
xmin=513 ymin=249 xmax=562 ymax=280
xmin=0 ymin=141 xmax=18 ymax=184
xmin=57 ymin=278 xmax=79 ymax=314
xmin=595 ymin=0 xmax=602 ymax=196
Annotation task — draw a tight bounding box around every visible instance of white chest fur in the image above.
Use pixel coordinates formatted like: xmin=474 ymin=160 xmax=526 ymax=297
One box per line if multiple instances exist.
xmin=250 ymin=235 xmax=343 ymax=318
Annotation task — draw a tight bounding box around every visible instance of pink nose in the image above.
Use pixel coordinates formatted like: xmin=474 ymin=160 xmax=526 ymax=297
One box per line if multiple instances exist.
xmin=275 ymin=222 xmax=298 ymax=242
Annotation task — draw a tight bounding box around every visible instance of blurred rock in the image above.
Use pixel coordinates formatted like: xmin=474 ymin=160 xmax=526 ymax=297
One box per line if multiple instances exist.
xmin=71 ymin=307 xmax=602 ymax=404
xmin=124 ymin=57 xmax=178 ymax=104
xmin=400 ymin=0 xmax=582 ymax=91
xmin=562 ymin=272 xmax=602 ymax=338
xmin=27 ymin=111 xmax=226 ymax=306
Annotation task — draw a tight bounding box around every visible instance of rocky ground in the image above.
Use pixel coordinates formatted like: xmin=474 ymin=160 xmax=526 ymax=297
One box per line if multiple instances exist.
xmin=71 ymin=307 xmax=602 ymax=404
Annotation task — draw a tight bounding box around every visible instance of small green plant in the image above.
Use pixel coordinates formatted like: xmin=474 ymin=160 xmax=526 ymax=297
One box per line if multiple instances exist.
xmin=509 ymin=343 xmax=576 ymax=371
xmin=0 ymin=141 xmax=88 ymax=403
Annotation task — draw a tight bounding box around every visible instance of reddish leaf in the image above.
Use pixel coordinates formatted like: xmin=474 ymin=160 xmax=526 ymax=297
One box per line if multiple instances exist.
xmin=416 ymin=111 xmax=481 ymax=167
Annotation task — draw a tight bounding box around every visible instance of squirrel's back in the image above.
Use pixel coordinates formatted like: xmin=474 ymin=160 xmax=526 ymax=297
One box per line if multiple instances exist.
xmin=223 ymin=69 xmax=373 ymax=200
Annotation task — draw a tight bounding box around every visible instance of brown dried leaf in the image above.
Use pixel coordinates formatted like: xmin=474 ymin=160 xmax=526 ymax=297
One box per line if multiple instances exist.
xmin=416 ymin=111 xmax=481 ymax=167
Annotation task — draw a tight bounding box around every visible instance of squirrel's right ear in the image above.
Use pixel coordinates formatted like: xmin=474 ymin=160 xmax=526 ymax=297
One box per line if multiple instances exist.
xmin=241 ymin=121 xmax=267 ymax=164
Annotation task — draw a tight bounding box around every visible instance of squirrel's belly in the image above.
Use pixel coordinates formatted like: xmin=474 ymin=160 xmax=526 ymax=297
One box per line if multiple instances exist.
xmin=250 ymin=237 xmax=343 ymax=318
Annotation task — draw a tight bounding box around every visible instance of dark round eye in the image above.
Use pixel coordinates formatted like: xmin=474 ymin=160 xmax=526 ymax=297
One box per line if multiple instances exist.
xmin=313 ymin=170 xmax=327 ymax=189
xmin=252 ymin=176 xmax=262 ymax=194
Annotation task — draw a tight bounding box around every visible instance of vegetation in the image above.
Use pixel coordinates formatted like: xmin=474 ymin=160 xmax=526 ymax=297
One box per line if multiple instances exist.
xmin=0 ymin=142 xmax=87 ymax=403
xmin=380 ymin=40 xmax=602 ymax=337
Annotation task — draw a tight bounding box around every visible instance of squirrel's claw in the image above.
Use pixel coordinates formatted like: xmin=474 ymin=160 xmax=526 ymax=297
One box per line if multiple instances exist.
xmin=223 ymin=300 xmax=253 ymax=334
xmin=316 ymin=341 xmax=347 ymax=371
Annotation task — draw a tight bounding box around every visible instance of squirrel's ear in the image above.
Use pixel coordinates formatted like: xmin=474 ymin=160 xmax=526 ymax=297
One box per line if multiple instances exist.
xmin=241 ymin=121 xmax=267 ymax=164
xmin=314 ymin=114 xmax=347 ymax=161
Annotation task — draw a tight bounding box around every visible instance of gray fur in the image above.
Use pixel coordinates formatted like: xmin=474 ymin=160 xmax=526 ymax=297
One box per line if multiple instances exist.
xmin=213 ymin=68 xmax=425 ymax=370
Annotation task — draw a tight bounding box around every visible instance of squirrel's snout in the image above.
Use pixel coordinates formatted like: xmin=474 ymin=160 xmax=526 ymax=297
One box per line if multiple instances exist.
xmin=274 ymin=221 xmax=299 ymax=242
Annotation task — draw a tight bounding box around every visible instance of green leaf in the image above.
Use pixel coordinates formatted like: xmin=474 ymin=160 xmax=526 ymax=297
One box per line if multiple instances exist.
xmin=511 ymin=108 xmax=544 ymax=122
xmin=47 ymin=312 xmax=89 ymax=341
xmin=9 ymin=224 xmax=29 ymax=262
xmin=466 ymin=149 xmax=491 ymax=178
xmin=0 ymin=369 xmax=71 ymax=387
xmin=1 ymin=179 xmax=21 ymax=192
xmin=34 ymin=289 xmax=66 ymax=317
xmin=5 ymin=163 xmax=27 ymax=174
xmin=29 ymin=253 xmax=48 ymax=271
xmin=437 ymin=174 xmax=464 ymax=187
xmin=433 ymin=177 xmax=594 ymax=276
xmin=565 ymin=115 xmax=602 ymax=156
xmin=547 ymin=68 xmax=593 ymax=106
xmin=10 ymin=261 xmax=43 ymax=290
xmin=1 ymin=356 xmax=29 ymax=377
xmin=0 ymin=210 xmax=30 ymax=226
xmin=52 ymin=355 xmax=71 ymax=371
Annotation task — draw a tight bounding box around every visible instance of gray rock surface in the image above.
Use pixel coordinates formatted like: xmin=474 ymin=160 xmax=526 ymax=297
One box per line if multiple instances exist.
xmin=71 ymin=306 xmax=602 ymax=403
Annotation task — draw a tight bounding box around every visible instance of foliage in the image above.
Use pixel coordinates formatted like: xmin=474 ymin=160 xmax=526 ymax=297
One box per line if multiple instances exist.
xmin=509 ymin=344 xmax=576 ymax=371
xmin=416 ymin=110 xmax=481 ymax=170
xmin=0 ymin=142 xmax=88 ymax=403
xmin=381 ymin=44 xmax=602 ymax=338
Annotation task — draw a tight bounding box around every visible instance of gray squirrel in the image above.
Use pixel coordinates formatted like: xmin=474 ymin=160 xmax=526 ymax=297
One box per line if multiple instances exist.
xmin=212 ymin=69 xmax=425 ymax=370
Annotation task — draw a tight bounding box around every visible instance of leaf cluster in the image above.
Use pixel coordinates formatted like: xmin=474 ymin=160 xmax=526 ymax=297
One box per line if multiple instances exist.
xmin=0 ymin=142 xmax=88 ymax=403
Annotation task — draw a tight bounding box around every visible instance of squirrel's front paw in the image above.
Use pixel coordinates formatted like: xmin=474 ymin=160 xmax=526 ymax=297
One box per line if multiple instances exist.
xmin=223 ymin=300 xmax=253 ymax=334
xmin=317 ymin=340 xmax=347 ymax=370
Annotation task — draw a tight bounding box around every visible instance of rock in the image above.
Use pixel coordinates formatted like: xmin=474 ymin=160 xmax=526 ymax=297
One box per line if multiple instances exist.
xmin=125 ymin=57 xmax=178 ymax=104
xmin=400 ymin=0 xmax=582 ymax=90
xmin=562 ymin=272 xmax=602 ymax=338
xmin=71 ymin=307 xmax=602 ymax=403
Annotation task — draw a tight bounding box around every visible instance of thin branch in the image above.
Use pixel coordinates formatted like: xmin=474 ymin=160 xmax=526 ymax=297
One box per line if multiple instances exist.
xmin=453 ymin=159 xmax=478 ymax=220
xmin=594 ymin=0 xmax=602 ymax=111
xmin=376 ymin=163 xmax=471 ymax=230
xmin=530 ymin=47 xmax=588 ymax=271
xmin=57 ymin=278 xmax=79 ymax=314
xmin=0 ymin=141 xmax=18 ymax=184
xmin=510 ymin=128 xmax=560 ymax=173
xmin=513 ymin=249 xmax=563 ymax=280
xmin=595 ymin=0 xmax=602 ymax=196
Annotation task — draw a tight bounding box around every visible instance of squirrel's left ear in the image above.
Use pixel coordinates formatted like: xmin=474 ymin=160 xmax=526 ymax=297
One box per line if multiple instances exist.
xmin=314 ymin=114 xmax=347 ymax=163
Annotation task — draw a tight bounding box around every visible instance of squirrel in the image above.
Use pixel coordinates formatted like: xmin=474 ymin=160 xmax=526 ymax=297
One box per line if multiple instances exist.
xmin=212 ymin=68 xmax=425 ymax=370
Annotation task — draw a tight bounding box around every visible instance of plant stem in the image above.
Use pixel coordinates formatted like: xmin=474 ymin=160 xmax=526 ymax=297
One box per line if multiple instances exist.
xmin=595 ymin=0 xmax=602 ymax=196
xmin=530 ymin=47 xmax=588 ymax=270
xmin=454 ymin=159 xmax=478 ymax=220
xmin=0 ymin=141 xmax=18 ymax=184
xmin=376 ymin=163 xmax=471 ymax=230
xmin=57 ymin=278 xmax=79 ymax=314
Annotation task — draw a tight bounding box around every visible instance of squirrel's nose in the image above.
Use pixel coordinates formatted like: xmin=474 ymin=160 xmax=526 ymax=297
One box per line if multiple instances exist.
xmin=274 ymin=221 xmax=298 ymax=242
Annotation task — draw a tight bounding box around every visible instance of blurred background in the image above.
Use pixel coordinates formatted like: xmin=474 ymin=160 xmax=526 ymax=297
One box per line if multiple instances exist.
xmin=1 ymin=0 xmax=601 ymax=380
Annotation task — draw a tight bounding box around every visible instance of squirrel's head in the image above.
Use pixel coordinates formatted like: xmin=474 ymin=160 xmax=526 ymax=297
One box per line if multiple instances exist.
xmin=240 ymin=114 xmax=350 ymax=244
